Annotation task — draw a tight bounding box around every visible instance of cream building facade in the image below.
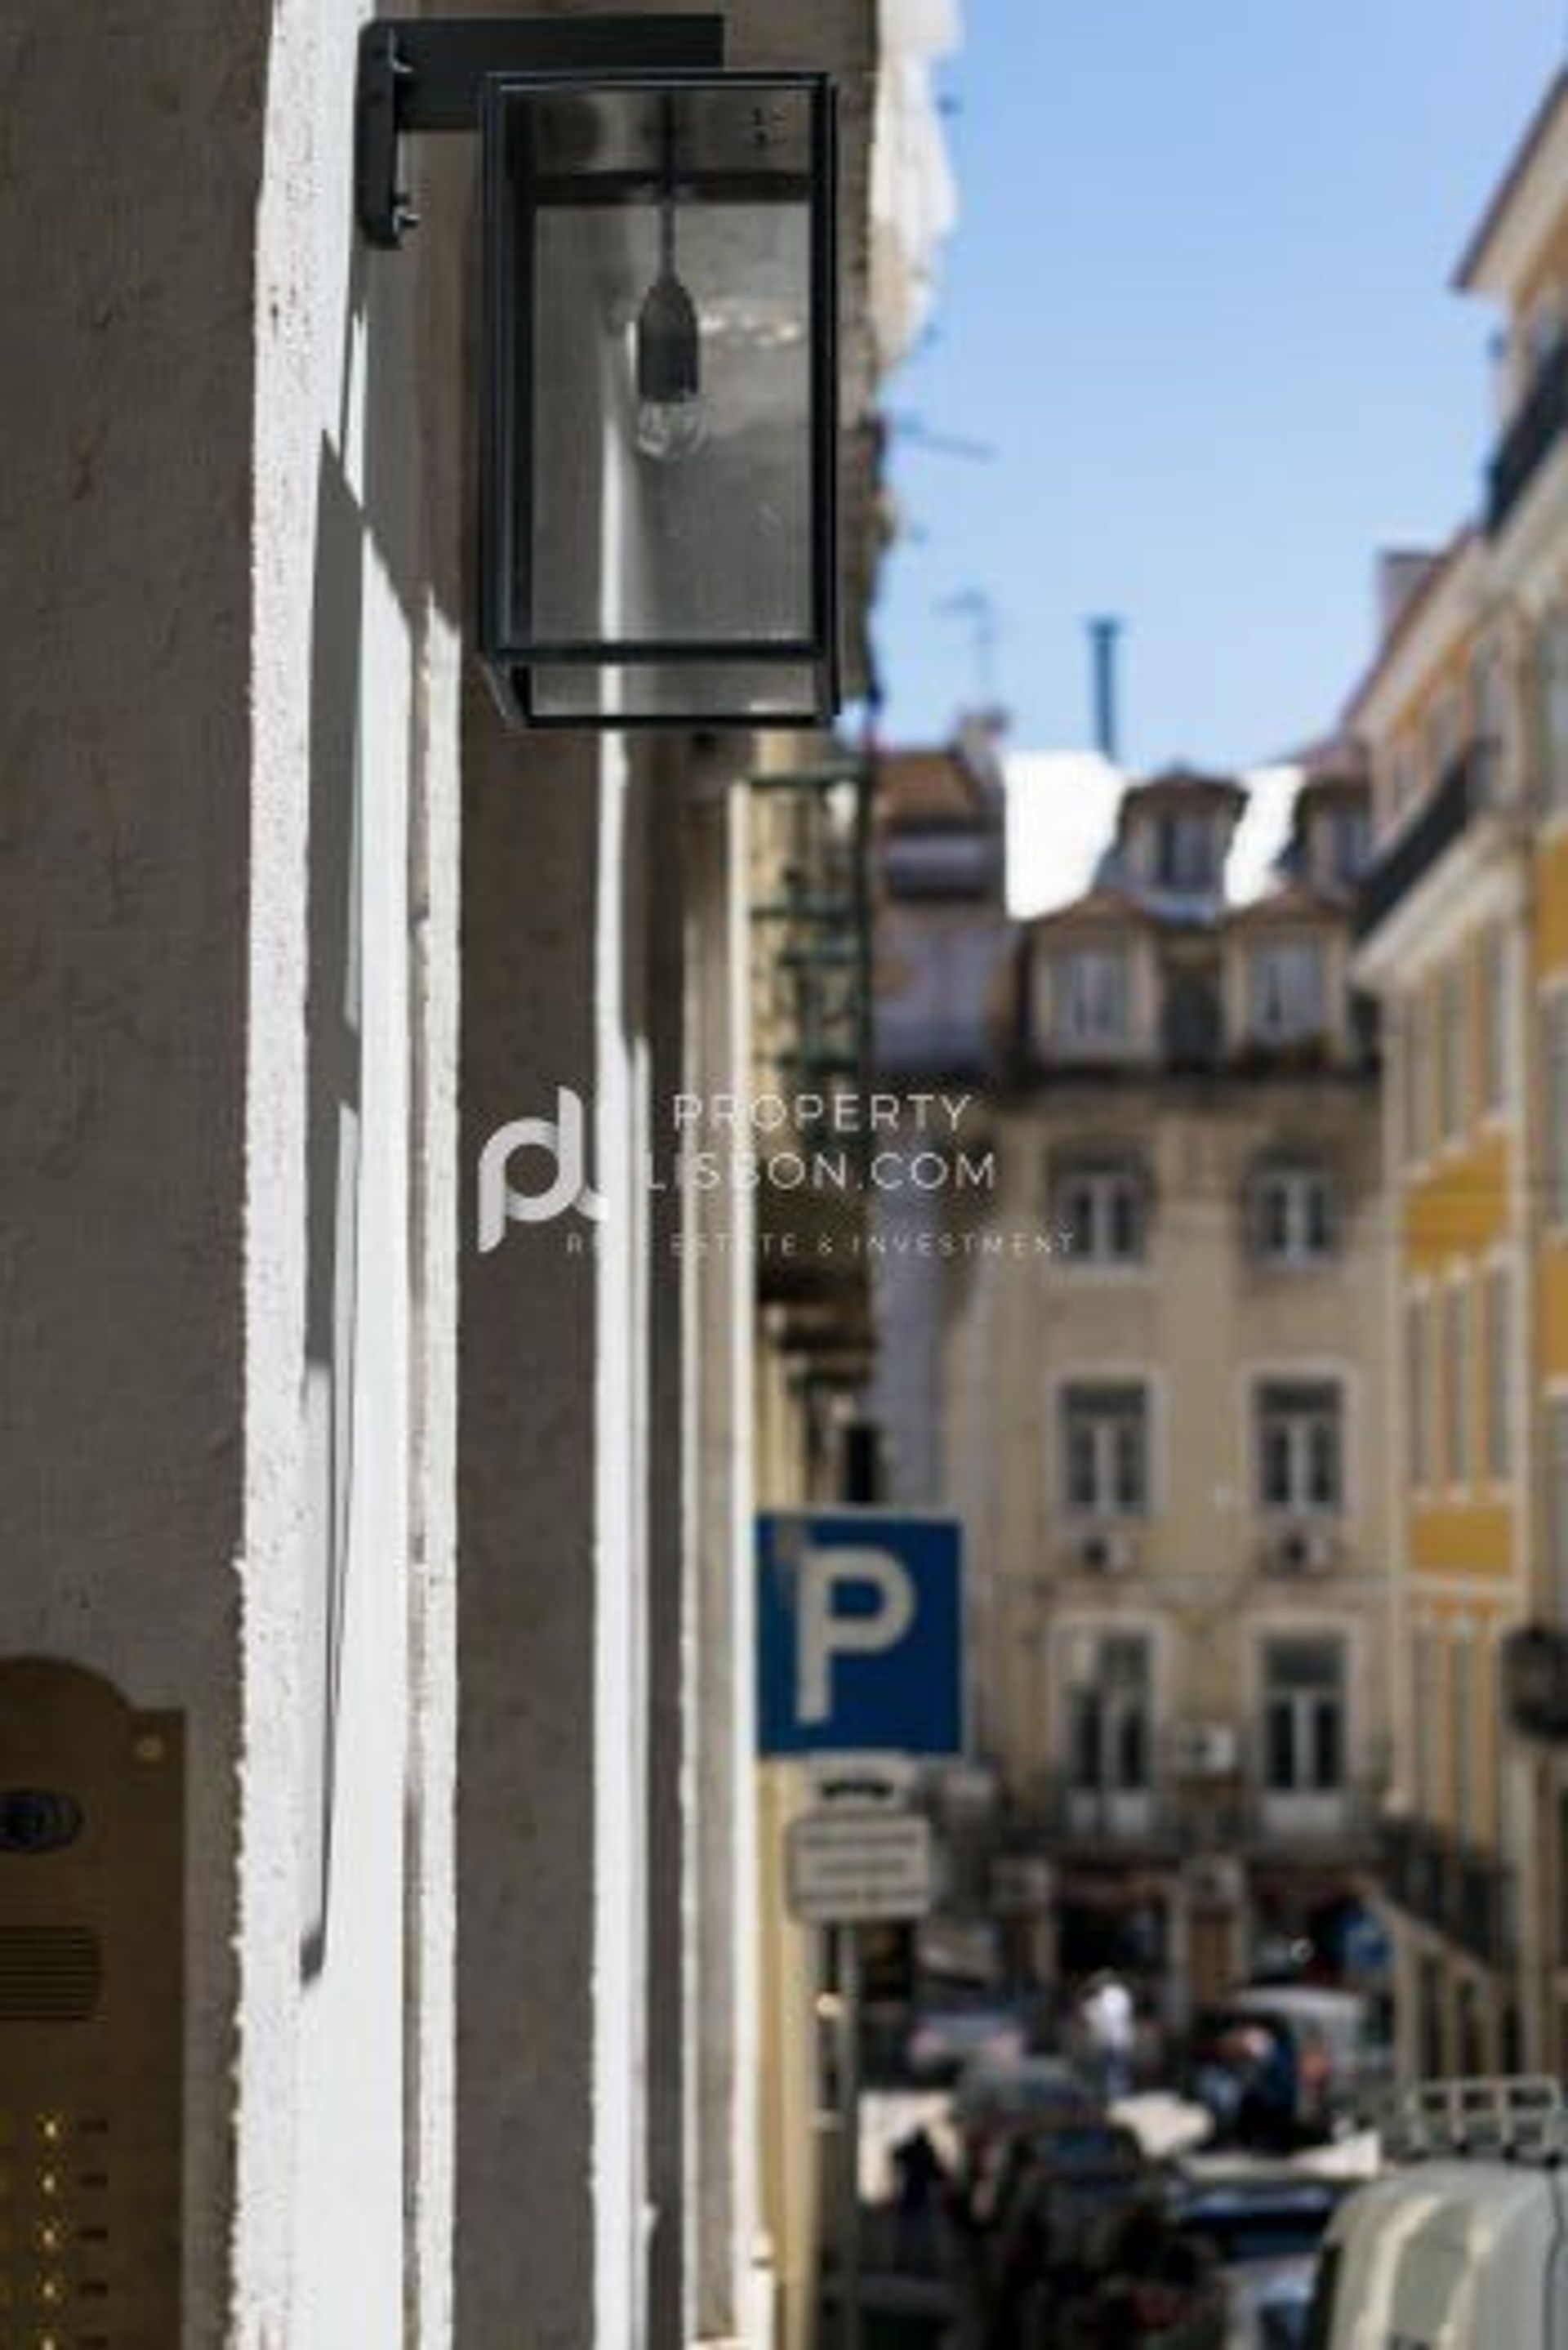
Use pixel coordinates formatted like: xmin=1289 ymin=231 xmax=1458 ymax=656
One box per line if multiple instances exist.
xmin=886 ymin=761 xmax=1391 ymax=2026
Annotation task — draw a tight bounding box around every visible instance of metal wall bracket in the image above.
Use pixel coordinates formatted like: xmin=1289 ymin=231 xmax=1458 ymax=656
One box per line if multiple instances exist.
xmin=355 ymin=13 xmax=728 ymax=247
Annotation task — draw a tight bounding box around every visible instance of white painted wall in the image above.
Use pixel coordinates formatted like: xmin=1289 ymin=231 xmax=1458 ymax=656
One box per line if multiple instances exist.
xmin=247 ymin=5 xmax=460 ymax=2340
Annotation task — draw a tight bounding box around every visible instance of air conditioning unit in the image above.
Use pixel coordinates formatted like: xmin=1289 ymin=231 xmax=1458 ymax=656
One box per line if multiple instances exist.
xmin=1170 ymin=1720 xmax=1241 ymax=1781
xmin=1267 ymin=1523 xmax=1338 ymax=1576
xmin=1078 ymin=1527 xmax=1137 ymax=1576
xmin=1186 ymin=1855 xmax=1245 ymax=1911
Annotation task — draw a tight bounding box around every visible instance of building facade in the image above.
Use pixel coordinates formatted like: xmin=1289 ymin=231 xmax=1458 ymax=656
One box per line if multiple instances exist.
xmin=0 ymin=2 xmax=954 ymax=2343
xmin=877 ymin=760 xmax=1390 ymax=2026
xmin=871 ymin=721 xmax=1011 ymax=1511
xmin=1348 ymin=69 xmax=1568 ymax=2084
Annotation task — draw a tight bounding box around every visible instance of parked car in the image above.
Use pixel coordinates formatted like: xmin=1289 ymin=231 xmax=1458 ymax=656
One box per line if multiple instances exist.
xmin=906 ymin=2001 xmax=1028 ymax=2081
xmin=1309 ymin=2076 xmax=1568 ymax=2349
xmin=978 ymin=2116 xmax=1149 ymax=2246
xmin=954 ymin=2053 xmax=1100 ymax=2183
xmin=1169 ymin=2173 xmax=1343 ymax=2349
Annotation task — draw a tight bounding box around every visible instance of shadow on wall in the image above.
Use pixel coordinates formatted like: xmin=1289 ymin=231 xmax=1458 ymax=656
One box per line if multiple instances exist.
xmin=300 ymin=431 xmax=365 ymax=1983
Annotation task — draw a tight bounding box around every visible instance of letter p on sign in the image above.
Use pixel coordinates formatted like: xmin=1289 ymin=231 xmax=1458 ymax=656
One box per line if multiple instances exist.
xmin=757 ymin=1512 xmax=964 ymax=1758
xmin=796 ymin=1550 xmax=915 ymax=1725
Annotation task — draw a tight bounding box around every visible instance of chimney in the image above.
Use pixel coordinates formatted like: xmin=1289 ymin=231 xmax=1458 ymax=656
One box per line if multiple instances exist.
xmin=1087 ymin=616 xmax=1123 ymax=761
xmin=1377 ymin=551 xmax=1439 ymax=641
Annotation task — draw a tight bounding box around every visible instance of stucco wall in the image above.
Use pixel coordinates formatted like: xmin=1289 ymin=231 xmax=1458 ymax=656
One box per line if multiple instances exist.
xmin=251 ymin=7 xmax=464 ymax=2343
xmin=0 ymin=6 xmax=270 ymax=2334
xmin=1 ymin=5 xmax=463 ymax=2340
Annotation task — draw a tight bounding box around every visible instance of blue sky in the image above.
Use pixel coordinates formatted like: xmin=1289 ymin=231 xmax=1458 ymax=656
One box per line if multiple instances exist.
xmin=875 ymin=0 xmax=1568 ymax=768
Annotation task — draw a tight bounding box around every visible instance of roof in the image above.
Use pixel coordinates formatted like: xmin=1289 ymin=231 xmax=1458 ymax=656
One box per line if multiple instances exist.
xmin=879 ymin=742 xmax=1000 ymax=832
xmin=1225 ymin=767 xmax=1302 ymax=906
xmin=879 ymin=748 xmax=978 ymax=828
xmin=1027 ymin=885 xmax=1160 ymax=936
xmin=1225 ymin=881 xmax=1344 ymax=931
xmin=1124 ymin=766 xmax=1248 ymax=806
xmin=1454 ymin=67 xmax=1568 ymax=293
xmin=1005 ymin=750 xmax=1127 ymax=918
xmin=1007 ymin=755 xmax=1313 ymax=926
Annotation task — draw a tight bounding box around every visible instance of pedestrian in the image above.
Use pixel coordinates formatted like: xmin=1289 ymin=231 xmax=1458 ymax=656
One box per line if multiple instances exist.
xmin=1079 ymin=1971 xmax=1136 ymax=2105
xmin=890 ymin=2123 xmax=945 ymax=2276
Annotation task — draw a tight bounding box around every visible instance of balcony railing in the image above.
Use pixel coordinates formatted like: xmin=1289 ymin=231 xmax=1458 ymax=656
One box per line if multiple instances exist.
xmin=1489 ymin=337 xmax=1568 ymax=534
xmin=1029 ymin=1779 xmax=1382 ymax=1862
xmin=748 ymin=760 xmax=873 ymax=1341
xmin=1380 ymin=1818 xmax=1515 ymax=1969
xmin=1354 ymin=741 xmax=1498 ymax=943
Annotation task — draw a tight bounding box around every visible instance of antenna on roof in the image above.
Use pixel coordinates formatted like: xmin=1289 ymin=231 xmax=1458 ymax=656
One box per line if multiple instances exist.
xmin=1087 ymin=616 xmax=1125 ymax=762
xmin=938 ymin=589 xmax=1000 ymax=704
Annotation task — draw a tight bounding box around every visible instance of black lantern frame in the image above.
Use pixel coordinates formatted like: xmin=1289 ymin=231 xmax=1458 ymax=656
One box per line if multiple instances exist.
xmin=355 ymin=22 xmax=841 ymax=733
xmin=479 ymin=69 xmax=840 ymax=729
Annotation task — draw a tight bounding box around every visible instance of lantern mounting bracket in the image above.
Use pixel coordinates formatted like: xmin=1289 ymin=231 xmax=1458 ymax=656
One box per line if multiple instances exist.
xmin=355 ymin=14 xmax=728 ymax=249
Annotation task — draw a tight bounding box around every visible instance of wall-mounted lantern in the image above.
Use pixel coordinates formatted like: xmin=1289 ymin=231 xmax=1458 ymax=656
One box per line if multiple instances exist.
xmin=357 ymin=22 xmax=840 ymax=730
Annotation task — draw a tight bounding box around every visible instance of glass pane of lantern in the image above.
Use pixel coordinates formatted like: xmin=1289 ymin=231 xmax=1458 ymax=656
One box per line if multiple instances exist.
xmin=492 ymin=78 xmax=824 ymax=671
xmin=527 ymin=660 xmax=824 ymax=725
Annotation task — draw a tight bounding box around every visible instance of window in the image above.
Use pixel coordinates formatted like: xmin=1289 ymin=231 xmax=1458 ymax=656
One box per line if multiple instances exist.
xmin=1248 ymin=939 xmax=1325 ymax=1043
xmin=1404 ymin=990 xmax=1429 ymax=1164
xmin=1262 ymin=1637 xmax=1346 ymax=1794
xmin=1055 ymin=1161 xmax=1147 ymax=1264
xmin=1162 ymin=968 xmax=1223 ymax=1066
xmin=1414 ymin=1629 xmax=1442 ymax=1819
xmin=1249 ymin=1163 xmax=1335 ymax=1264
xmin=1153 ymin=811 xmax=1216 ymax=892
xmin=1546 ymin=996 xmax=1568 ymax=1228
xmin=1539 ymin=611 xmax=1568 ymax=816
xmin=1408 ymin=1296 xmax=1432 ymax=1487
xmin=1065 ymin=1634 xmax=1152 ymax=1795
xmin=1444 ymin=1283 xmax=1471 ymax=1487
xmin=1062 ymin=1384 xmax=1149 ymax=1517
xmin=1437 ymin=963 xmax=1464 ymax=1143
xmin=1478 ymin=929 xmax=1508 ymax=1114
xmin=1473 ymin=641 xmax=1510 ymax=763
xmin=1388 ymin=740 xmax=1415 ymax=818
xmin=1485 ymin=1265 xmax=1512 ymax=1482
xmin=1549 ymin=1396 xmax=1568 ymax=1617
xmin=1427 ymin=690 xmax=1460 ymax=787
xmin=1054 ymin=945 xmax=1129 ymax=1051
xmin=1452 ymin=1639 xmax=1479 ymax=1842
xmin=1256 ymin=1380 xmax=1343 ymax=1514
xmin=1319 ymin=804 xmax=1370 ymax=888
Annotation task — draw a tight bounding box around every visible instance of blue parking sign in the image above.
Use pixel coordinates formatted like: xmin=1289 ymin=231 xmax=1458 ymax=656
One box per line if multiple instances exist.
xmin=756 ymin=1511 xmax=964 ymax=1757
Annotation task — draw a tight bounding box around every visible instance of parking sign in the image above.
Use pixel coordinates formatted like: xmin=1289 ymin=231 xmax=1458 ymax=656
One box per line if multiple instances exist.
xmin=756 ymin=1511 xmax=964 ymax=1756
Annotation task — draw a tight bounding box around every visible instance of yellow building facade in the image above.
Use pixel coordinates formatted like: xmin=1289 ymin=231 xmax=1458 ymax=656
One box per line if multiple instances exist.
xmin=1350 ymin=72 xmax=1568 ymax=2077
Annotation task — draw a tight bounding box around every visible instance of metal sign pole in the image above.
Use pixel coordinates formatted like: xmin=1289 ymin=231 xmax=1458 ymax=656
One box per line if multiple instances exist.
xmin=840 ymin=1921 xmax=862 ymax=2350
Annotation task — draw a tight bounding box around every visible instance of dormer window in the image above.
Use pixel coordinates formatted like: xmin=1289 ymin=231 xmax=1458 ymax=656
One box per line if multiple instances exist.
xmin=1152 ymin=810 xmax=1217 ymax=892
xmin=1315 ymin=804 xmax=1370 ymax=888
xmin=1247 ymin=937 xmax=1325 ymax=1044
xmin=1053 ymin=943 xmax=1130 ymax=1052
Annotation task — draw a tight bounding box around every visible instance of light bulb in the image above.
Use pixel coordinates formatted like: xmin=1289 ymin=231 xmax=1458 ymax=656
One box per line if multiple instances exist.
xmin=634 ymin=268 xmax=706 ymax=465
xmin=635 ymin=389 xmax=706 ymax=465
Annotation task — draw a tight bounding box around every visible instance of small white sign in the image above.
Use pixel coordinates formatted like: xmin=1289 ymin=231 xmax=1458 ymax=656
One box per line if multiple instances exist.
xmin=786 ymin=1805 xmax=935 ymax=1924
